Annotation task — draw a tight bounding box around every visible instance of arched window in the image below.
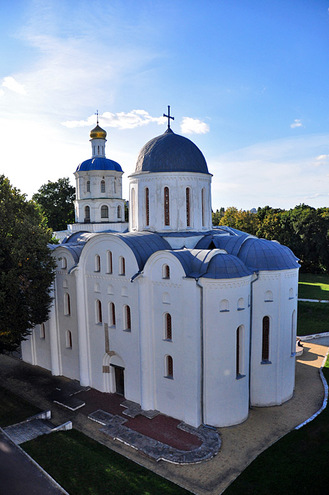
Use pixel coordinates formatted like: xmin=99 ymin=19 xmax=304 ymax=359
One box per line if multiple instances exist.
xmin=117 ymin=205 xmax=121 ymax=219
xmin=131 ymin=188 xmax=136 ymax=229
xmin=186 ymin=187 xmax=191 ymax=227
xmin=101 ymin=205 xmax=109 ymax=219
xmin=109 ymin=302 xmax=116 ymax=327
xmin=124 ymin=305 xmax=131 ymax=331
xmin=66 ymin=330 xmax=72 ymax=349
xmin=64 ymin=293 xmax=71 ymax=316
xmin=291 ymin=310 xmax=296 ymax=355
xmin=97 ymin=145 xmax=100 ymax=155
xmin=101 ymin=180 xmax=105 ymax=193
xmin=96 ymin=300 xmax=102 ymax=324
xmin=61 ymin=257 xmax=67 ymax=269
xmin=40 ymin=323 xmax=45 ymax=339
xmin=162 ymin=264 xmax=170 ymax=279
xmin=289 ymin=288 xmax=294 ymax=299
xmin=164 ymin=313 xmax=172 ymax=340
xmin=145 ymin=188 xmax=149 ymax=226
xmin=84 ymin=206 xmax=90 ymax=223
xmin=107 ymin=251 xmax=113 ymax=274
xmin=165 ymin=355 xmax=173 ymax=378
xmin=220 ymin=299 xmax=229 ymax=312
xmin=262 ymin=316 xmax=270 ymax=362
xmin=164 ymin=187 xmax=170 ymax=226
xmin=201 ymin=188 xmax=206 ymax=227
xmin=237 ymin=298 xmax=245 ymax=311
xmin=114 ymin=179 xmax=117 ymax=194
xmin=95 ymin=254 xmax=101 ymax=272
xmin=236 ymin=326 xmax=244 ymax=377
xmin=86 ymin=180 xmax=90 ymax=192
xmin=119 ymin=256 xmax=125 ymax=276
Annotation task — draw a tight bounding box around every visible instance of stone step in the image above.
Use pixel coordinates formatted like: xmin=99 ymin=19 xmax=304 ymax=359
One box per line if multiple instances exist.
xmin=4 ymin=418 xmax=55 ymax=445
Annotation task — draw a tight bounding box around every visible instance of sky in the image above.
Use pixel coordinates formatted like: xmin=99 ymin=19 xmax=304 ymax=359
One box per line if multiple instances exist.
xmin=1 ymin=0 xmax=329 ymax=210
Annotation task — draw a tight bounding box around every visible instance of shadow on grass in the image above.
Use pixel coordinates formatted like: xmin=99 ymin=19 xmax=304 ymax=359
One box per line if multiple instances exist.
xmin=22 ymin=429 xmax=192 ymax=495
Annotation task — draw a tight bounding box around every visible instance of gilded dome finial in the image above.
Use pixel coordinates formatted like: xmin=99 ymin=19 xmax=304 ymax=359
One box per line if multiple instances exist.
xmin=90 ymin=110 xmax=107 ymax=140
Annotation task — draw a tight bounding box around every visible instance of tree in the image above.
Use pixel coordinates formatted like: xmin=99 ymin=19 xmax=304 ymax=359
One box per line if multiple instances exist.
xmin=33 ymin=177 xmax=75 ymax=231
xmin=217 ymin=207 xmax=259 ymax=235
xmin=0 ymin=176 xmax=55 ymax=352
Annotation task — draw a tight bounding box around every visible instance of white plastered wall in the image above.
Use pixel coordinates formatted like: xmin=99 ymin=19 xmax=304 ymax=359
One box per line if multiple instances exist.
xmin=250 ymin=268 xmax=299 ymax=406
xmin=142 ymin=251 xmax=202 ymax=427
xmin=201 ymin=275 xmax=252 ymax=427
xmin=129 ymin=172 xmax=212 ymax=233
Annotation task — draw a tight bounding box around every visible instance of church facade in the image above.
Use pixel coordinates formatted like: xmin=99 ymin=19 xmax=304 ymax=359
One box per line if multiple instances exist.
xmin=21 ymin=116 xmax=300 ymax=428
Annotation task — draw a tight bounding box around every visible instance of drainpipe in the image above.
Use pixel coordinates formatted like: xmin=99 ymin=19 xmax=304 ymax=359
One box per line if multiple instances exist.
xmin=196 ymin=278 xmax=205 ymax=425
xmin=249 ymin=272 xmax=259 ymax=407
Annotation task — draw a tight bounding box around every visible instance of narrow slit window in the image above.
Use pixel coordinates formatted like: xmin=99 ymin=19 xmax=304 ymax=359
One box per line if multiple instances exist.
xmin=166 ymin=355 xmax=173 ymax=378
xmin=66 ymin=330 xmax=72 ymax=349
xmin=96 ymin=300 xmax=102 ymax=324
xmin=201 ymin=188 xmax=205 ymax=227
xmin=107 ymin=251 xmax=113 ymax=274
xmin=162 ymin=264 xmax=170 ymax=279
xmin=109 ymin=302 xmax=116 ymax=327
xmin=84 ymin=206 xmax=90 ymax=223
xmin=64 ymin=293 xmax=71 ymax=316
xmin=101 ymin=205 xmax=108 ymax=218
xmin=101 ymin=180 xmax=105 ymax=193
xmin=164 ymin=187 xmax=170 ymax=226
xmin=86 ymin=180 xmax=90 ymax=192
xmin=124 ymin=305 xmax=131 ymax=331
xmin=165 ymin=313 xmax=172 ymax=340
xmin=95 ymin=255 xmax=101 ymax=272
xmin=40 ymin=323 xmax=45 ymax=339
xmin=119 ymin=256 xmax=125 ymax=276
xmin=145 ymin=188 xmax=149 ymax=226
xmin=236 ymin=326 xmax=244 ymax=377
xmin=186 ymin=187 xmax=191 ymax=227
xmin=262 ymin=316 xmax=270 ymax=362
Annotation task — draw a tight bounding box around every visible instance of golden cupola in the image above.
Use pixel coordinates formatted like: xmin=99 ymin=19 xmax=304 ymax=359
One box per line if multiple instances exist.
xmin=90 ymin=124 xmax=107 ymax=140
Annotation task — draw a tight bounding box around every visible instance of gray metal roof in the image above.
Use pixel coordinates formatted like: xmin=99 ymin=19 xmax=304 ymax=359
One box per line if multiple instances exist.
xmin=114 ymin=232 xmax=171 ymax=271
xmin=237 ymin=238 xmax=300 ymax=271
xmin=134 ymin=128 xmax=210 ymax=175
xmin=203 ymin=253 xmax=253 ymax=279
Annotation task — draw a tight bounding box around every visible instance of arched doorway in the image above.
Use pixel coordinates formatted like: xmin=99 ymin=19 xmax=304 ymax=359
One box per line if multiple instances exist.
xmin=102 ymin=353 xmax=125 ymax=396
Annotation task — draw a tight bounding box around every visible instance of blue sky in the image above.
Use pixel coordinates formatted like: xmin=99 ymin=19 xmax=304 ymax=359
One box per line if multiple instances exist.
xmin=1 ymin=0 xmax=329 ymax=210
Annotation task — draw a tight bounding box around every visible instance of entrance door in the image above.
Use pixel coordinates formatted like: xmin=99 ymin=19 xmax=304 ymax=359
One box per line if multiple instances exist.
xmin=112 ymin=365 xmax=125 ymax=396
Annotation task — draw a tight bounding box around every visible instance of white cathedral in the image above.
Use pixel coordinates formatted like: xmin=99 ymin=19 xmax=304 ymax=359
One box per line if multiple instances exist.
xmin=21 ymin=113 xmax=300 ymax=428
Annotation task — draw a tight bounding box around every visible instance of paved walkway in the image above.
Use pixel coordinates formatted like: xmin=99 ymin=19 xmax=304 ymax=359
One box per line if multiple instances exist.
xmin=0 ymin=341 xmax=328 ymax=495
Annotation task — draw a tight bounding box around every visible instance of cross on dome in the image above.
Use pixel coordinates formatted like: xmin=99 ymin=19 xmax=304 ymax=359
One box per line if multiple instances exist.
xmin=163 ymin=105 xmax=174 ymax=130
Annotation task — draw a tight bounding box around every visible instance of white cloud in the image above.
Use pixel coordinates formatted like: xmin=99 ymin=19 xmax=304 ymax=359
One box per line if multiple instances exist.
xmin=316 ymin=154 xmax=329 ymax=161
xmin=62 ymin=110 xmax=166 ymax=130
xmin=2 ymin=76 xmax=26 ymax=95
xmin=180 ymin=117 xmax=210 ymax=134
xmin=290 ymin=118 xmax=303 ymax=129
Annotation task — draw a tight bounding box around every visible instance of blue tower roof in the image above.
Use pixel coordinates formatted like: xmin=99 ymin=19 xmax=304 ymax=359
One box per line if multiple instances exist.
xmin=134 ymin=128 xmax=210 ymax=175
xmin=76 ymin=157 xmax=123 ymax=172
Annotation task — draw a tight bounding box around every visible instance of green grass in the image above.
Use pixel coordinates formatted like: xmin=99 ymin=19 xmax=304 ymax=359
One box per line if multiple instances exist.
xmin=224 ymin=358 xmax=329 ymax=495
xmin=298 ymin=272 xmax=329 ymax=300
xmin=297 ymin=301 xmax=329 ymax=336
xmin=0 ymin=386 xmax=41 ymax=427
xmin=22 ymin=429 xmax=192 ymax=495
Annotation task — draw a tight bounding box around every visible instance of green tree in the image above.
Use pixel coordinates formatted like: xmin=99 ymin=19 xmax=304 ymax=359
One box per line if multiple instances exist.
xmin=0 ymin=176 xmax=55 ymax=352
xmin=218 ymin=207 xmax=259 ymax=235
xmin=33 ymin=177 xmax=75 ymax=231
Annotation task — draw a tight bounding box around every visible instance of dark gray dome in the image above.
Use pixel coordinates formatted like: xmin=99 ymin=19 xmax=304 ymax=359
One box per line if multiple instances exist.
xmin=135 ymin=128 xmax=210 ymax=174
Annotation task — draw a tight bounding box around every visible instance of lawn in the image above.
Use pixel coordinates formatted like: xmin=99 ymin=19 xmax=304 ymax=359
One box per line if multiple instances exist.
xmin=297 ymin=301 xmax=329 ymax=336
xmin=22 ymin=429 xmax=192 ymax=495
xmin=224 ymin=357 xmax=329 ymax=494
xmin=298 ymin=272 xmax=329 ymax=300
xmin=0 ymin=386 xmax=41 ymax=427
